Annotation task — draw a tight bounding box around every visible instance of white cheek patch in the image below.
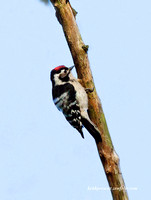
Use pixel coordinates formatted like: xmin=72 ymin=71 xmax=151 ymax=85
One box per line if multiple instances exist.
xmin=54 ymin=70 xmax=66 ymax=86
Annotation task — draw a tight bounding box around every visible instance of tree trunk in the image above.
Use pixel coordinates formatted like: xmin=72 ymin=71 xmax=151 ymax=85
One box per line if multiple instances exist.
xmin=50 ymin=1 xmax=129 ymax=199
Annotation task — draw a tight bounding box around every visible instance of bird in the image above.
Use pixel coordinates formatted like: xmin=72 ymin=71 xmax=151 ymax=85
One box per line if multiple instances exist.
xmin=50 ymin=65 xmax=101 ymax=142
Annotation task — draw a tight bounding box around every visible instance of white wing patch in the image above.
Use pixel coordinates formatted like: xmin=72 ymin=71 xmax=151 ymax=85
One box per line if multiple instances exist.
xmin=53 ymin=92 xmax=68 ymax=112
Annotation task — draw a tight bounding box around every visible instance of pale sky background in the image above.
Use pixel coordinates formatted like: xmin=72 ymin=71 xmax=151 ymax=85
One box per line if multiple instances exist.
xmin=0 ymin=0 xmax=151 ymax=199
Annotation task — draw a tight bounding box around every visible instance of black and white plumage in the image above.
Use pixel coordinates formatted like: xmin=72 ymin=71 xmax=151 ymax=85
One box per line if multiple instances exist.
xmin=50 ymin=65 xmax=101 ymax=141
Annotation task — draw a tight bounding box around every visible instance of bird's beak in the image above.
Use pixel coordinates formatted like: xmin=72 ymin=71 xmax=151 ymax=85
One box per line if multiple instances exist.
xmin=66 ymin=65 xmax=74 ymax=76
xmin=68 ymin=65 xmax=74 ymax=72
xmin=59 ymin=65 xmax=75 ymax=79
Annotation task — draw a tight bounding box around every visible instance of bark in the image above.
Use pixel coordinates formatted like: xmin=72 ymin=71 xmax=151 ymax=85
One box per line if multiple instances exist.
xmin=50 ymin=0 xmax=129 ymax=199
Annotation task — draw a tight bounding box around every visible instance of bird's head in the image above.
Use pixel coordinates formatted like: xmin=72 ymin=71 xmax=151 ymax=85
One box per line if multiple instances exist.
xmin=50 ymin=65 xmax=74 ymax=86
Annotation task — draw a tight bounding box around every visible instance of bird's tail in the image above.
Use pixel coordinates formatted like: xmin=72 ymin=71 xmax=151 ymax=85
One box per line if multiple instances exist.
xmin=82 ymin=117 xmax=102 ymax=143
xmin=78 ymin=129 xmax=84 ymax=139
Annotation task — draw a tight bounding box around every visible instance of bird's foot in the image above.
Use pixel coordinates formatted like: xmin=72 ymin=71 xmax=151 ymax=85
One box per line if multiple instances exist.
xmin=85 ymin=87 xmax=94 ymax=93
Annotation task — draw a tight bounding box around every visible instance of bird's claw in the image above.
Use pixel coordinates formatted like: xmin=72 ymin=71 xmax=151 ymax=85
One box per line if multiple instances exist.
xmin=85 ymin=87 xmax=94 ymax=93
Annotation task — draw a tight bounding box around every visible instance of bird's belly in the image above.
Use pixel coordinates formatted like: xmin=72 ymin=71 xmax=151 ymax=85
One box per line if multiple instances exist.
xmin=71 ymin=81 xmax=88 ymax=111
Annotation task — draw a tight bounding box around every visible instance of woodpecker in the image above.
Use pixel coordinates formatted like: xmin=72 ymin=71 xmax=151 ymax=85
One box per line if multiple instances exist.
xmin=50 ymin=65 xmax=101 ymax=142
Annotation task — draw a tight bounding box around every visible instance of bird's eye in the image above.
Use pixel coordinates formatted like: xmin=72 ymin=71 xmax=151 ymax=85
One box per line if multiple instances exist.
xmin=59 ymin=70 xmax=68 ymax=79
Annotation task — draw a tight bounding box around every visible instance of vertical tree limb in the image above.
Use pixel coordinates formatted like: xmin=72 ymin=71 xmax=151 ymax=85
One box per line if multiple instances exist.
xmin=50 ymin=0 xmax=129 ymax=199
